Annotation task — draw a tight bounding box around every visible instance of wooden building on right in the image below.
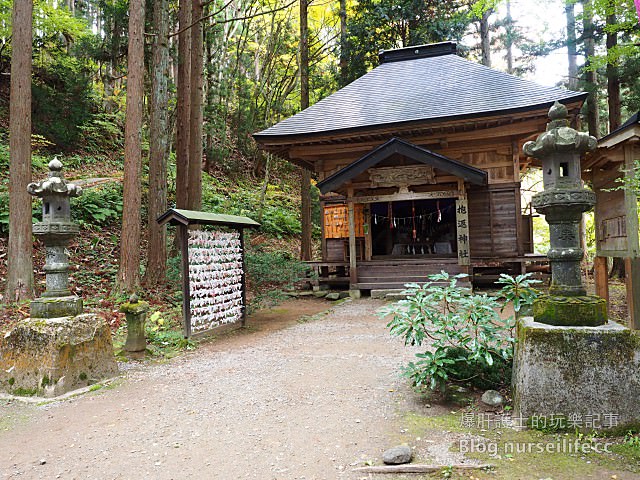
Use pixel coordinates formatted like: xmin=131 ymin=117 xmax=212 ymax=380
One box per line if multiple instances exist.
xmin=583 ymin=113 xmax=640 ymax=328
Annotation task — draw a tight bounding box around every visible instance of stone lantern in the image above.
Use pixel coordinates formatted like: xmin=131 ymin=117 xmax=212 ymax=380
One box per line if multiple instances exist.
xmin=510 ymin=102 xmax=640 ymax=430
xmin=523 ymin=101 xmax=606 ymax=326
xmin=27 ymin=158 xmax=83 ymax=318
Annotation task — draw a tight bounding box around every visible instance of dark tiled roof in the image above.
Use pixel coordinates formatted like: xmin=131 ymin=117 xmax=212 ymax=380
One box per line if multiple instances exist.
xmin=600 ymin=112 xmax=640 ymax=143
xmin=254 ymin=43 xmax=586 ymax=140
xmin=317 ymin=137 xmax=487 ymax=194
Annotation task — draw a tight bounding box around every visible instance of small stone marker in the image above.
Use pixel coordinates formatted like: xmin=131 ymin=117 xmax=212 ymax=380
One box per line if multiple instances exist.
xmin=481 ymin=390 xmax=504 ymax=408
xmin=120 ymin=294 xmax=149 ymax=355
xmin=382 ymin=445 xmax=412 ymax=465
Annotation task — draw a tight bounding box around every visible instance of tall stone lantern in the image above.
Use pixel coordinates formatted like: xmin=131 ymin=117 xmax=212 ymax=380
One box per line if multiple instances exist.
xmin=27 ymin=158 xmax=83 ymax=318
xmin=523 ymin=101 xmax=606 ymax=326
xmin=513 ymin=102 xmax=640 ymax=430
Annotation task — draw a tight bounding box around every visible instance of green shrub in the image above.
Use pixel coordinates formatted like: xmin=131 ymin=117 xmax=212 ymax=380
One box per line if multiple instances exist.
xmin=378 ymin=271 xmax=538 ymax=392
xmin=71 ymin=183 xmax=123 ymax=227
xmin=246 ymin=247 xmax=309 ymax=289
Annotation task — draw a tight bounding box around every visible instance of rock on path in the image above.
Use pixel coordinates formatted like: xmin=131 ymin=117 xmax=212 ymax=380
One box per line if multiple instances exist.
xmin=0 ymin=299 xmax=418 ymax=480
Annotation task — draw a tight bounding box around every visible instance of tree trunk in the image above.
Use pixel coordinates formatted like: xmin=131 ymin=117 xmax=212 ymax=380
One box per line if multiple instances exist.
xmin=257 ymin=153 xmax=270 ymax=224
xmin=176 ymin=0 xmax=191 ymax=210
xmin=114 ymin=0 xmax=145 ymax=294
xmin=606 ymin=5 xmax=621 ymax=132
xmin=565 ymin=0 xmax=578 ymax=90
xmin=188 ymin=0 xmax=203 ymax=210
xmin=504 ymin=0 xmax=513 ymax=74
xmin=5 ymin=0 xmax=34 ymax=302
xmin=582 ymin=0 xmax=600 ymax=138
xmin=339 ymin=0 xmax=348 ymax=87
xmin=145 ymin=0 xmax=170 ymax=287
xmin=300 ymin=0 xmax=312 ymax=261
xmin=480 ymin=9 xmax=491 ymax=68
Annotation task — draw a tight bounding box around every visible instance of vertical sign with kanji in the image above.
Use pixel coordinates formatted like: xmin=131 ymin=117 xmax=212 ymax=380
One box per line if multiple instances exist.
xmin=456 ymin=198 xmax=470 ymax=266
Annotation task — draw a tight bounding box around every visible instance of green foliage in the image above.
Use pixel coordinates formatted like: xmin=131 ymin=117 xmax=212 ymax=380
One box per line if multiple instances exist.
xmin=246 ymin=246 xmax=310 ymax=309
xmin=246 ymin=246 xmax=309 ymax=289
xmin=379 ymin=271 xmax=527 ymax=392
xmin=201 ymin=173 xmax=304 ymax=238
xmin=70 ymin=183 xmax=123 ymax=227
xmin=496 ymin=273 xmax=540 ymax=318
xmin=32 ymin=55 xmax=97 ymax=150
xmin=144 ymin=310 xmax=195 ymax=357
xmin=344 ymin=0 xmax=472 ymax=82
xmin=78 ymin=113 xmax=125 ymax=155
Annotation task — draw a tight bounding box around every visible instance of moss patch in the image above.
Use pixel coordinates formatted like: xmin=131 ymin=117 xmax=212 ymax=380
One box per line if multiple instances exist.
xmin=533 ymin=294 xmax=607 ymax=326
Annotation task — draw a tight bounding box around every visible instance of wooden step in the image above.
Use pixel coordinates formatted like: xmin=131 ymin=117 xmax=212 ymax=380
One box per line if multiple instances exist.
xmin=355 ymin=281 xmax=472 ymax=290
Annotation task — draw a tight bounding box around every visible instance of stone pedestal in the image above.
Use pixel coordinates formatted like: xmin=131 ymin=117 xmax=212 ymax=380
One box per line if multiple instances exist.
xmin=513 ymin=317 xmax=640 ymax=429
xmin=0 ymin=314 xmax=118 ymax=397
xmin=120 ymin=296 xmax=149 ymax=356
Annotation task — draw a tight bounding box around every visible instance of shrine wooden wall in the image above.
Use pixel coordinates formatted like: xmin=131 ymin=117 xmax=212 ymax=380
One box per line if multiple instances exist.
xmin=467 ymin=183 xmax=521 ymax=258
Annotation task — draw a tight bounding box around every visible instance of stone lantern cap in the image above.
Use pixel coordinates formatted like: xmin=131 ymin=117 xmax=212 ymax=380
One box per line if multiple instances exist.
xmin=523 ymin=102 xmax=597 ymax=158
xmin=27 ymin=158 xmax=82 ymax=199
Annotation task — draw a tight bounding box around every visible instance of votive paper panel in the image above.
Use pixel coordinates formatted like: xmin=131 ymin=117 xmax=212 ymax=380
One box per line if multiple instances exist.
xmin=188 ymin=229 xmax=243 ymax=333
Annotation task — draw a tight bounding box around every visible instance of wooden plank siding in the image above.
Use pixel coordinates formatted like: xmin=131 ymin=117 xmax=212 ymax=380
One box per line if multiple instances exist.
xmin=468 ymin=184 xmax=520 ymax=258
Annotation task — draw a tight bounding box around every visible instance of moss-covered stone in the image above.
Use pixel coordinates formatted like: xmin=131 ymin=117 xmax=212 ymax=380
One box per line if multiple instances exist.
xmin=533 ymin=294 xmax=607 ymax=326
xmin=30 ymin=295 xmax=83 ymax=319
xmin=513 ymin=318 xmax=640 ymax=430
xmin=0 ymin=313 xmax=118 ymax=397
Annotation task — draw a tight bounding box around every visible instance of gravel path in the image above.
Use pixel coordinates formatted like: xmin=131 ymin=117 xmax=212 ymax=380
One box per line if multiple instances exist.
xmin=0 ymin=298 xmax=422 ymax=480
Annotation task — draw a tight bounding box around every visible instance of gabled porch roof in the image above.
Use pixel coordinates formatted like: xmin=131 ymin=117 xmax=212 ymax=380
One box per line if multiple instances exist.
xmin=316 ymin=137 xmax=488 ymax=194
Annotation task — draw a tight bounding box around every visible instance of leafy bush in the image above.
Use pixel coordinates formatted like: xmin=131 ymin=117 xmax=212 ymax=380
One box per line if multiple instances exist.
xmin=246 ymin=247 xmax=309 ymax=289
xmin=70 ymin=183 xmax=123 ymax=227
xmin=378 ymin=272 xmax=539 ymax=392
xmin=246 ymin=246 xmax=310 ymax=309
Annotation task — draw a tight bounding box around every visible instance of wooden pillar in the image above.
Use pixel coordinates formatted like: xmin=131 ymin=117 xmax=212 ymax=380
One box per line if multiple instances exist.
xmin=347 ymin=189 xmax=357 ymax=288
xmin=624 ymin=144 xmax=640 ymax=329
xmin=179 ymin=224 xmax=192 ymax=338
xmin=625 ymin=258 xmax=640 ymax=329
xmin=364 ymin=204 xmax=372 ymax=261
xmin=594 ymin=256 xmax=609 ymax=309
xmin=320 ymin=200 xmax=327 ymax=261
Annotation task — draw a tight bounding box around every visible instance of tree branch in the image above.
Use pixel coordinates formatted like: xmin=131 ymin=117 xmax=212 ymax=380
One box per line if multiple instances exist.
xmin=169 ymin=0 xmax=296 ymax=39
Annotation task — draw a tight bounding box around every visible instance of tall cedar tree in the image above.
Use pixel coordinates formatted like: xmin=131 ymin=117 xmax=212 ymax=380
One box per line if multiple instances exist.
xmin=566 ymin=0 xmax=579 ymax=90
xmin=176 ymin=0 xmax=191 ymax=210
xmin=188 ymin=0 xmax=203 ymax=210
xmin=115 ymin=0 xmax=145 ymax=293
xmin=300 ymin=0 xmax=312 ymax=261
xmin=6 ymin=0 xmax=34 ymax=302
xmin=582 ymin=0 xmax=600 ymax=137
xmin=145 ymin=0 xmax=170 ymax=286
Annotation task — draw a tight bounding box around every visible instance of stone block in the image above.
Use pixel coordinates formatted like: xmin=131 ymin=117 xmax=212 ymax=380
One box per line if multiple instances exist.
xmin=0 ymin=314 xmax=118 ymax=397
xmin=513 ymin=317 xmax=640 ymax=429
xmin=533 ymin=294 xmax=607 ymax=326
xmin=30 ymin=295 xmax=83 ymax=319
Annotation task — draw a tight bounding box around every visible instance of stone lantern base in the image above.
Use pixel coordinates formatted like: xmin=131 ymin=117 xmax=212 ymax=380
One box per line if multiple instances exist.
xmin=0 ymin=314 xmax=118 ymax=398
xmin=533 ymin=294 xmax=607 ymax=327
xmin=513 ymin=317 xmax=640 ymax=430
xmin=30 ymin=295 xmax=83 ymax=319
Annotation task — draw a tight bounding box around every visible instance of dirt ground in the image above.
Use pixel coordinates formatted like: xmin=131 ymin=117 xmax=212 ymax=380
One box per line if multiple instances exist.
xmin=0 ymin=298 xmax=443 ymax=480
xmin=2 ymin=297 xmax=639 ymax=480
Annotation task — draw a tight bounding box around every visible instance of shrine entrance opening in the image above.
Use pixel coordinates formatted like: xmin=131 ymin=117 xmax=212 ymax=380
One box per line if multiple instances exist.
xmin=370 ymin=199 xmax=457 ymax=258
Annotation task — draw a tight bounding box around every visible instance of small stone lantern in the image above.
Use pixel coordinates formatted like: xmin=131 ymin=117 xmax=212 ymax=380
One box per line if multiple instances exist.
xmin=27 ymin=158 xmax=83 ymax=318
xmin=523 ymin=102 xmax=606 ymax=326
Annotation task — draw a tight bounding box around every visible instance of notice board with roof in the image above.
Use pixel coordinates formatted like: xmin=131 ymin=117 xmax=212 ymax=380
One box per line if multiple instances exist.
xmin=254 ymin=42 xmax=588 ymax=292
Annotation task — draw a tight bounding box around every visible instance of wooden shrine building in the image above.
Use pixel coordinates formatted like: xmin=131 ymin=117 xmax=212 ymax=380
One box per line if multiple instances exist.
xmin=253 ymin=42 xmax=587 ymax=292
xmin=583 ymin=114 xmax=640 ymax=328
